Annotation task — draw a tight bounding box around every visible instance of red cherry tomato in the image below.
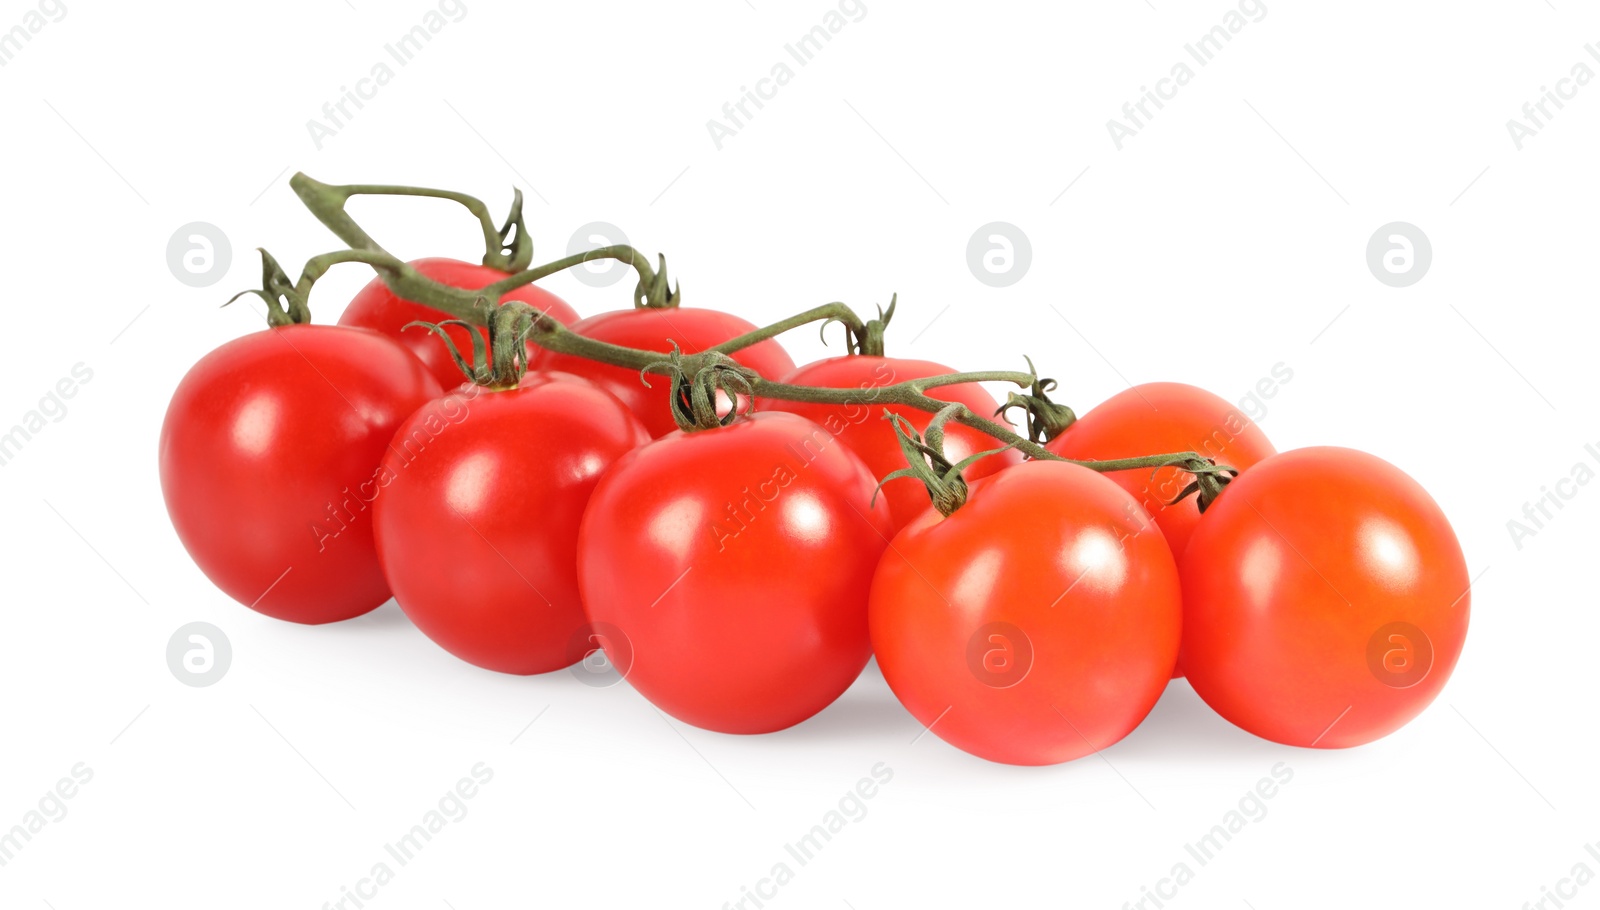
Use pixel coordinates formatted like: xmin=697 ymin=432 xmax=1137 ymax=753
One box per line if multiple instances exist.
xmin=767 ymin=356 xmax=1021 ymax=532
xmin=578 ymin=411 xmax=893 ymax=733
xmin=870 ymin=460 xmax=1181 ymax=765
xmin=339 ymin=257 xmax=578 ymax=389
xmin=160 ymin=325 xmax=444 ymax=624
xmin=1049 ymin=382 xmax=1275 ymax=680
xmin=372 ymin=373 xmax=648 ymax=674
xmin=531 ymin=308 xmax=795 ymax=437
xmin=1048 ymin=382 xmax=1275 ymax=560
xmin=1179 ymin=447 xmax=1470 ymax=748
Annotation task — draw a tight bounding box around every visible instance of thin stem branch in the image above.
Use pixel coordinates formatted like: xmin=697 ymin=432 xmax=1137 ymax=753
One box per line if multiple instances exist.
xmin=280 ymin=171 xmax=1225 ymax=480
xmin=344 ymin=184 xmax=505 ymax=264
xmin=480 ymin=245 xmax=655 ymax=298
xmin=293 ymin=172 xmax=674 ymax=309
xmin=913 ymin=371 xmax=1038 ymax=390
xmin=708 ymin=303 xmax=867 ymax=357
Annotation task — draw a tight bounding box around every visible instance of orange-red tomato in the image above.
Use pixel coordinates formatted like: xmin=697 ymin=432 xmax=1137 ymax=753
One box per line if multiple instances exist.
xmin=768 ymin=356 xmax=1020 ymax=532
xmin=1049 ymin=382 xmax=1276 ymax=679
xmin=870 ymin=461 xmax=1182 ymax=765
xmin=1179 ymin=447 xmax=1470 ymax=748
xmin=1048 ymin=382 xmax=1276 ymax=559
xmin=532 ymin=308 xmax=795 ymax=438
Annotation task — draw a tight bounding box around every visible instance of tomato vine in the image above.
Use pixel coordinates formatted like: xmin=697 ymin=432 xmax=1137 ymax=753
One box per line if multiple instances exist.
xmin=245 ymin=172 xmax=1238 ymax=512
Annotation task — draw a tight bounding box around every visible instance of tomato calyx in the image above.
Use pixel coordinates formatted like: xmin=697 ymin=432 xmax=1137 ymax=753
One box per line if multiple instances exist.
xmin=1168 ymin=459 xmax=1239 ymax=513
xmin=406 ymin=299 xmax=547 ymax=391
xmin=632 ymin=252 xmax=681 ymax=310
xmin=877 ymin=403 xmax=1019 ymax=517
xmin=825 ymin=293 xmax=895 ymax=357
xmin=643 ymin=346 xmax=758 ymax=431
xmin=996 ymin=360 xmax=1077 ymax=443
xmin=226 ymin=249 xmax=313 ymax=327
xmin=487 ymin=187 xmax=534 ymax=274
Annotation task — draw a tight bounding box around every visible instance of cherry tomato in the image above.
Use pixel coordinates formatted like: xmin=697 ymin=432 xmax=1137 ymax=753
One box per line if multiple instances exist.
xmin=767 ymin=356 xmax=1021 ymax=532
xmin=1049 ymin=382 xmax=1275 ymax=680
xmin=578 ymin=411 xmax=893 ymax=733
xmin=160 ymin=325 xmax=444 ymax=624
xmin=870 ymin=460 xmax=1182 ymax=765
xmin=373 ymin=373 xmax=648 ymax=674
xmin=1179 ymin=447 xmax=1470 ymax=748
xmin=1048 ymin=382 xmax=1275 ymax=560
xmin=530 ymin=308 xmax=795 ymax=437
xmin=339 ymin=257 xmax=579 ymax=389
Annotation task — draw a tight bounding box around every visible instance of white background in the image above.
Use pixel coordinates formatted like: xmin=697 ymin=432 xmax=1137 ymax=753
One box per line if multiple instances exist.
xmin=1 ymin=0 xmax=1595 ymax=907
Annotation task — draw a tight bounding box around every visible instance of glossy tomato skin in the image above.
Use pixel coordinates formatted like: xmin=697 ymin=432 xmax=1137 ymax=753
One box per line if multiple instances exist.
xmin=530 ymin=308 xmax=795 ymax=438
xmin=768 ymin=356 xmax=1021 ymax=532
xmin=870 ymin=460 xmax=1182 ymax=765
xmin=160 ymin=325 xmax=444 ymax=624
xmin=1049 ymin=382 xmax=1276 ymax=679
xmin=1179 ymin=447 xmax=1470 ymax=748
xmin=578 ymin=411 xmax=893 ymax=734
xmin=372 ymin=373 xmax=648 ymax=674
xmin=339 ymin=257 xmax=579 ymax=389
xmin=1048 ymin=382 xmax=1276 ymax=561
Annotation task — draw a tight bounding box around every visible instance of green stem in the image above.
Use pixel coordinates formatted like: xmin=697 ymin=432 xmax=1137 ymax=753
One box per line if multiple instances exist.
xmin=913 ymin=371 xmax=1037 ymax=390
xmin=478 ymin=245 xmax=664 ymax=303
xmin=522 ymin=316 xmax=679 ymax=372
xmin=751 ymin=374 xmax=1053 ymax=456
xmin=296 ymin=249 xmax=397 ymax=297
xmin=288 ymin=179 xmax=516 ymax=266
xmin=291 ymin=173 xmax=678 ymax=309
xmin=708 ymin=303 xmax=868 ymax=357
xmin=278 ymin=172 xmax=1230 ymax=488
xmin=856 ymin=294 xmax=896 ymax=357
